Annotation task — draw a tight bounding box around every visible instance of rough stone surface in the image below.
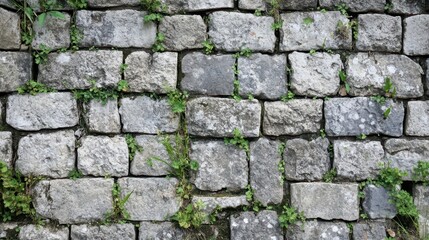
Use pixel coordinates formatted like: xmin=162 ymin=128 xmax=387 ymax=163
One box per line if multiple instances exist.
xmin=406 ymin=101 xmax=429 ymax=136
xmin=38 ymin=51 xmax=123 ymax=90
xmin=172 ymin=0 xmax=235 ymax=12
xmin=291 ymin=183 xmax=359 ymax=221
xmin=280 ymin=12 xmax=352 ymax=51
xmin=32 ymin=13 xmax=71 ymax=50
xmin=250 ymin=138 xmax=283 ymax=205
xmin=289 ymin=52 xmax=342 ymax=97
xmin=6 ymin=93 xmax=79 ymax=131
xmin=139 ymin=222 xmax=184 ymax=240
xmin=0 ymin=52 xmax=32 ymax=92
xmin=319 ymin=0 xmax=386 ymax=12
xmin=16 ymin=131 xmax=75 ymax=178
xmin=33 ymin=179 xmax=114 ymax=224
xmin=0 ymin=0 xmax=15 ymax=9
xmin=238 ymin=54 xmax=287 ymax=100
xmin=362 ymin=184 xmax=397 ymax=219
xmin=230 ymin=211 xmax=284 ymax=240
xmin=25 ymin=0 xmax=71 ymax=11
xmin=192 ymin=196 xmax=249 ymax=216
xmin=334 ymin=141 xmax=385 ymax=181
xmin=76 ymin=10 xmax=156 ymax=48
xmin=353 ymin=222 xmax=387 ymax=240
xmin=280 ymin=0 xmax=317 ymax=10
xmin=414 ymin=185 xmax=429 ymax=238
xmin=87 ymin=0 xmax=140 ymax=7
xmin=119 ymin=96 xmax=179 ymax=134
xmin=286 ymin=220 xmax=350 ymax=240
xmin=238 ymin=0 xmax=266 ymax=10
xmin=324 ymin=97 xmax=404 ymax=137
xmin=71 ymin=224 xmax=135 ymax=240
xmin=191 ymin=140 xmax=248 ymax=191
xmin=0 ymin=8 xmax=20 ymax=49
xmin=18 ymin=225 xmax=69 ymax=240
xmin=0 ymin=132 xmax=12 ymax=167
xmin=263 ymin=100 xmax=323 ymax=136
xmin=356 ymin=14 xmax=402 ymax=52
xmin=404 ymin=15 xmax=429 ymax=56
xmin=209 ymin=12 xmax=276 ymax=52
xmin=346 ymin=53 xmax=424 ymax=98
xmin=0 ymin=222 xmax=18 ymax=239
xmin=284 ymin=138 xmax=330 ymax=181
xmin=118 ymin=178 xmax=181 ymax=221
xmin=186 ymin=97 xmax=261 ymax=137
xmin=78 ymin=135 xmax=129 ymax=177
xmin=390 ymin=0 xmax=426 ymax=14
xmin=181 ymin=53 xmax=235 ymax=96
xmin=159 ymin=15 xmax=206 ymax=51
xmin=84 ymin=99 xmax=121 ymax=134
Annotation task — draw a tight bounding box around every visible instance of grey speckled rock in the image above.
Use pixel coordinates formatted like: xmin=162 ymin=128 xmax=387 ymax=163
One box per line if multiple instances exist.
xmin=263 ymin=100 xmax=323 ymax=136
xmin=389 ymin=0 xmax=426 ymax=14
xmin=18 ymin=225 xmax=68 ymax=240
xmin=125 ymin=51 xmax=177 ymax=94
xmin=385 ymin=139 xmax=429 ymax=180
xmin=230 ymin=211 xmax=283 ymax=240
xmin=76 ymin=10 xmax=156 ymax=48
xmin=87 ymin=0 xmax=140 ymax=7
xmin=346 ymin=53 xmax=424 ymax=98
xmin=84 ymin=100 xmax=121 ymax=134
xmin=281 ymin=0 xmax=317 ymax=10
xmin=118 ymin=178 xmax=181 ymax=221
xmin=319 ymin=0 xmax=386 ymax=12
xmin=289 ymin=52 xmax=342 ymax=97
xmin=192 ymin=196 xmax=249 ymax=216
xmin=362 ymin=184 xmax=397 ymax=219
xmin=191 ymin=140 xmax=248 ymax=191
xmin=78 ymin=135 xmax=129 ymax=177
xmin=427 ymin=59 xmax=429 ymax=95
xmin=33 ymin=179 xmax=114 ymax=224
xmin=209 ymin=12 xmax=275 ymax=52
xmin=286 ymin=220 xmax=350 ymax=240
xmin=324 ymin=97 xmax=404 ymax=137
xmin=0 ymin=8 xmax=20 ymax=50
xmin=38 ymin=51 xmax=123 ymax=90
xmin=186 ymin=97 xmax=261 ymax=137
xmin=0 ymin=52 xmax=32 ymax=92
xmin=119 ymin=96 xmax=180 ymax=134
xmin=239 ymin=0 xmax=266 ymax=10
xmin=0 ymin=132 xmax=12 ymax=167
xmin=32 ymin=13 xmax=71 ymax=50
xmin=353 ymin=222 xmax=387 ymax=240
xmin=284 ymin=138 xmax=330 ymax=181
xmin=71 ymin=224 xmax=135 ymax=240
xmin=356 ymin=14 xmax=402 ymax=52
xmin=0 ymin=222 xmax=18 ymax=239
xmin=0 ymin=0 xmax=15 ymax=9
xmin=139 ymin=222 xmax=184 ymax=240
xmin=16 ymin=131 xmax=75 ymax=178
xmin=404 ymin=15 xmax=429 ymax=56
xmin=159 ymin=15 xmax=206 ymax=51
xmin=414 ymin=185 xmax=429 ymax=239
xmin=280 ymin=12 xmax=352 ymax=51
xmin=334 ymin=141 xmax=385 ymax=181
xmin=181 ymin=53 xmax=235 ymax=96
xmin=238 ymin=54 xmax=287 ymax=100
xmin=406 ymin=101 xmax=429 ymax=136
xmin=160 ymin=0 xmax=234 ymax=13
xmin=6 ymin=93 xmax=79 ymax=131
xmin=291 ymin=183 xmax=359 ymax=221
xmin=250 ymin=138 xmax=283 ymax=205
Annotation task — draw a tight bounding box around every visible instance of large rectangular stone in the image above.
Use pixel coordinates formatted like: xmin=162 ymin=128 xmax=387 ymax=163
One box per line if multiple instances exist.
xmin=286 ymin=220 xmax=350 ymax=240
xmin=404 ymin=15 xmax=429 ymax=56
xmin=281 ymin=0 xmax=317 ymax=10
xmin=159 ymin=0 xmax=234 ymax=13
xmin=230 ymin=211 xmax=283 ymax=240
xmin=32 ymin=12 xmax=71 ymax=50
xmin=71 ymin=224 xmax=135 ymax=240
xmin=0 ymin=52 xmax=32 ymax=92
xmin=18 ymin=225 xmax=69 ymax=240
xmin=0 ymin=8 xmax=20 ymax=50
xmin=87 ymin=0 xmax=140 ymax=7
xmin=414 ymin=185 xmax=429 ymax=238
xmin=389 ymin=0 xmax=426 ymax=14
xmin=319 ymin=0 xmax=386 ymax=12
xmin=406 ymin=101 xmax=429 ymax=136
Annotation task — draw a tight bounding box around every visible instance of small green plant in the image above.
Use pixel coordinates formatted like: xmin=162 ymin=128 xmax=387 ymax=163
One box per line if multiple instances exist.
xmin=104 ymin=183 xmax=133 ymax=223
xmin=234 ymin=48 xmax=253 ymax=58
xmin=336 ymin=3 xmax=349 ymax=16
xmin=117 ymin=80 xmax=129 ymax=92
xmin=17 ymin=80 xmax=54 ymax=95
xmin=356 ymin=133 xmax=367 ymax=140
xmin=144 ymin=13 xmax=163 ymax=22
xmin=247 ymin=94 xmax=254 ymax=100
xmin=152 ymin=32 xmax=165 ymax=52
xmin=303 ymin=17 xmax=314 ymax=26
xmin=224 ymin=128 xmax=250 ymax=153
xmin=73 ymin=80 xmax=128 ymax=104
xmin=254 ymin=9 xmax=262 ymax=16
xmin=208 ymin=205 xmax=222 ymax=224
xmin=243 ymin=185 xmax=262 ymax=212
xmin=271 ymin=20 xmax=283 ymax=30
xmin=68 ymin=169 xmax=83 ymax=180
xmin=309 ymin=49 xmax=317 ymax=55
xmin=371 ymin=95 xmax=387 ymax=104
xmin=126 ymin=134 xmax=143 ymax=161
xmin=202 ymin=40 xmax=215 ymax=54
xmin=349 ymin=19 xmax=358 ymax=40
xmin=339 ymin=70 xmax=350 ymax=93
xmin=13 ymin=2 xmax=36 ymax=45
xmin=172 ymin=200 xmax=207 ymax=229
xmin=70 ymin=24 xmax=83 ymax=51
xmin=67 ymin=0 xmax=88 ymax=9
xmin=33 ymin=44 xmax=51 ymax=64
xmin=383 ymin=107 xmax=392 ymax=119
xmin=281 ymin=91 xmax=295 ymax=102
xmin=413 ymin=161 xmax=429 ymax=185
xmin=140 ymin=0 xmax=164 ymax=12
xmin=167 ymin=89 xmax=189 ymax=114
xmin=323 ymin=168 xmax=337 ymax=183
xmin=119 ymin=64 xmax=128 ymax=75
xmin=376 ymin=163 xmax=407 ymax=190
xmin=278 ymin=205 xmax=306 ymax=229
xmin=384 ymin=77 xmax=397 ymax=98
xmin=317 ymin=7 xmax=327 ymax=13
xmin=278 ymin=143 xmax=286 ymax=184
xmin=38 ymin=0 xmax=66 ymax=26
xmin=384 ymin=3 xmax=394 ymax=11
xmin=320 ymin=129 xmax=326 ymax=138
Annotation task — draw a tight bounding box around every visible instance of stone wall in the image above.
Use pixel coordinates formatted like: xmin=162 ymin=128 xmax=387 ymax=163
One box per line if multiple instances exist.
xmin=0 ymin=0 xmax=429 ymax=239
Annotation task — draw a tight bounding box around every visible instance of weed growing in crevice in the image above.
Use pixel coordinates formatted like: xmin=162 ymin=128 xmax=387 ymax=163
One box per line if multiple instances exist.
xmin=243 ymin=185 xmax=263 ymax=212
xmin=70 ymin=24 xmax=83 ymax=51
xmin=103 ymin=183 xmax=133 ymax=224
xmin=322 ymin=168 xmax=337 ymax=183
xmin=278 ymin=143 xmax=286 ymax=185
xmin=167 ymin=89 xmax=189 ymax=114
xmin=278 ymin=205 xmax=306 ymax=229
xmin=125 ymin=134 xmax=143 ymax=161
xmin=141 ymin=0 xmax=166 ymax=23
xmin=152 ymin=33 xmax=166 ymax=52
xmin=338 ymin=70 xmax=350 ymax=94
xmin=33 ymin=44 xmax=51 ymax=64
xmin=67 ymin=0 xmax=88 ymax=9
xmin=224 ymin=128 xmax=250 ymax=153
xmin=17 ymin=80 xmax=54 ymax=95
xmin=281 ymin=91 xmax=295 ymax=102
xmin=231 ymin=63 xmax=242 ymax=101
xmin=202 ymin=40 xmax=215 ymax=54
xmin=13 ymin=1 xmax=36 ymax=45
xmin=73 ymin=80 xmax=129 ymax=104
xmin=356 ymin=133 xmax=367 ymax=140
xmin=336 ymin=3 xmax=349 ymax=16
xmin=303 ymin=17 xmax=314 ymax=26
xmin=268 ymin=0 xmax=283 ymax=30
xmin=172 ymin=199 xmax=206 ymax=229
xmin=233 ymin=48 xmax=253 ymax=58
xmin=68 ymin=169 xmax=83 ymax=180
xmin=413 ymin=161 xmax=429 ymax=185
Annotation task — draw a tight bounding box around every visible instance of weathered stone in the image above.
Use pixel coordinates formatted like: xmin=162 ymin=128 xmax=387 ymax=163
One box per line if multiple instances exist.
xmin=0 ymin=8 xmax=20 ymax=49
xmin=71 ymin=224 xmax=135 ymax=240
xmin=280 ymin=0 xmax=317 ymax=10
xmin=18 ymin=225 xmax=68 ymax=240
xmin=289 ymin=52 xmax=342 ymax=97
xmin=324 ymin=97 xmax=404 ymax=137
xmin=84 ymin=99 xmax=121 ymax=134
xmin=6 ymin=93 xmax=79 ymax=131
xmin=230 ymin=211 xmax=283 ymax=240
xmin=119 ymin=96 xmax=179 ymax=134
xmin=118 ymin=178 xmax=181 ymax=221
xmin=284 ymin=138 xmax=330 ymax=181
xmin=286 ymin=220 xmax=350 ymax=240
xmin=191 ymin=140 xmax=248 ymax=191
xmin=130 ymin=135 xmax=172 ymax=176
xmin=186 ymin=97 xmax=261 ymax=137
xmin=353 ymin=222 xmax=387 ymax=240
xmin=78 ymin=135 xmax=129 ymax=177
xmin=238 ymin=0 xmax=266 ymax=10
xmin=280 ymin=12 xmax=352 ymax=51
xmin=414 ymin=185 xmax=429 ymax=239
xmin=291 ymin=183 xmax=359 ymax=221
xmin=88 ymin=0 xmax=140 ymax=7
xmin=38 ymin=51 xmax=123 ymax=90
xmin=319 ymin=0 xmax=386 ymax=12
xmin=16 ymin=131 xmax=75 ymax=178
xmin=362 ymin=184 xmax=397 ymax=219
xmin=356 ymin=14 xmax=402 ymax=52
xmin=0 ymin=132 xmax=12 ymax=167
xmin=263 ymin=100 xmax=323 ymax=136
xmin=0 ymin=52 xmax=32 ymax=92
xmin=389 ymin=0 xmax=426 ymax=14
xmin=33 ymin=179 xmax=114 ymax=224
xmin=238 ymin=54 xmax=287 ymax=100
xmin=160 ymin=0 xmax=234 ymax=13
xmin=192 ymin=196 xmax=249 ymax=216
xmin=76 ymin=10 xmax=156 ymax=48
xmin=0 ymin=0 xmax=15 ymax=9
xmin=427 ymin=59 xmax=429 ymax=95
xmin=209 ymin=12 xmax=275 ymax=52
xmin=250 ymin=138 xmax=283 ymax=205
xmin=406 ymin=101 xmax=429 ymax=136
xmin=159 ymin=15 xmax=206 ymax=51
xmin=385 ymin=139 xmax=429 ymax=180
xmin=346 ymin=53 xmax=424 ymax=98
xmin=0 ymin=222 xmax=18 ymax=239
xmin=139 ymin=222 xmax=184 ymax=240
xmin=334 ymin=141 xmax=385 ymax=181
xmin=32 ymin=13 xmax=71 ymax=50
xmin=181 ymin=53 xmax=235 ymax=96
xmin=25 ymin=0 xmax=71 ymax=11
xmin=404 ymin=15 xmax=429 ymax=56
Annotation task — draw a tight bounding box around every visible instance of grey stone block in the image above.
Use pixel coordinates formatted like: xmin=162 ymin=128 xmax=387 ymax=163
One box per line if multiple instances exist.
xmin=192 ymin=196 xmax=249 ymax=216
xmin=71 ymin=224 xmax=135 ymax=240
xmin=84 ymin=99 xmax=121 ymax=134
xmin=406 ymin=101 xmax=429 ymax=136
xmin=389 ymin=0 xmax=426 ymax=14
xmin=0 ymin=8 xmax=20 ymax=50
xmin=18 ymin=225 xmax=69 ymax=240
xmin=239 ymin=0 xmax=266 ymax=10
xmin=0 ymin=222 xmax=18 ymax=239
xmin=319 ymin=0 xmax=386 ymax=12
xmin=286 ymin=220 xmax=350 ymax=240
xmin=281 ymin=0 xmax=317 ymax=10
xmin=0 ymin=0 xmax=15 ymax=9
xmin=0 ymin=52 xmax=32 ymax=93
xmin=230 ymin=211 xmax=284 ymax=240
xmin=414 ymin=185 xmax=429 ymax=239
xmin=362 ymin=184 xmax=397 ymax=219
xmin=32 ymin=12 xmax=71 ymax=50
xmin=0 ymin=132 xmax=12 ymax=167
xmin=353 ymin=222 xmax=387 ymax=240
xmin=160 ymin=0 xmax=234 ymax=13
xmin=159 ymin=15 xmax=206 ymax=51
xmin=404 ymin=15 xmax=429 ymax=56
xmin=87 ymin=0 xmax=140 ymax=7
xmin=139 ymin=222 xmax=184 ymax=240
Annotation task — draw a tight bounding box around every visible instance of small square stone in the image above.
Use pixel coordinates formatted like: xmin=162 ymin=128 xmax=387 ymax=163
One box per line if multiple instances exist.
xmin=84 ymin=99 xmax=121 ymax=133
xmin=159 ymin=15 xmax=206 ymax=51
xmin=32 ymin=12 xmax=71 ymax=50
